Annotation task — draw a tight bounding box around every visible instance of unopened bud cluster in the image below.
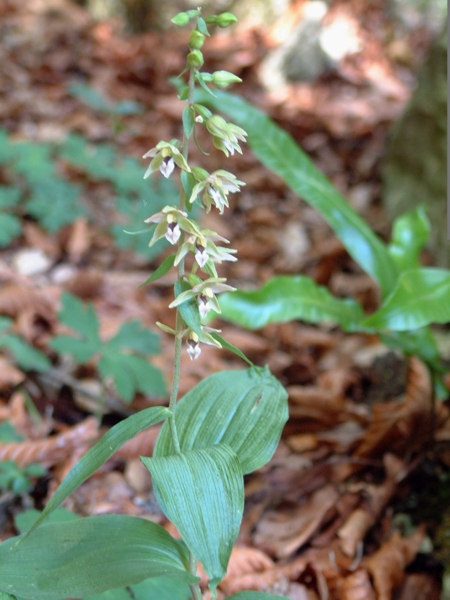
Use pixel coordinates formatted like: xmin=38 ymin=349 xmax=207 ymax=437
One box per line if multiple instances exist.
xmin=142 ymin=9 xmax=246 ymax=361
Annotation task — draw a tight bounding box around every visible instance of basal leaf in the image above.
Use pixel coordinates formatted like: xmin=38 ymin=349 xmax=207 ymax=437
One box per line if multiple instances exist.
xmin=24 ymin=406 xmax=170 ymax=539
xmin=388 ymin=206 xmax=430 ymax=271
xmin=217 ymin=275 xmax=365 ymax=332
xmin=195 ymin=89 xmax=398 ymax=297
xmin=0 ymin=515 xmax=194 ymax=599
xmin=363 ymin=268 xmax=450 ymax=331
xmin=154 ymin=367 xmax=288 ymax=474
xmin=85 ymin=576 xmax=191 ymax=600
xmin=142 ymin=444 xmax=244 ymax=590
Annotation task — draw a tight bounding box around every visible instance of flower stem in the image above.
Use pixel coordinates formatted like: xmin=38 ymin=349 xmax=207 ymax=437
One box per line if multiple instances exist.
xmin=167 ymin=66 xmax=197 ymax=454
xmin=189 ymin=551 xmax=203 ymax=600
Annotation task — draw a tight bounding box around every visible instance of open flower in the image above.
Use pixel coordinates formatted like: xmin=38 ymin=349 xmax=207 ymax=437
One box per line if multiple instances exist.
xmin=174 ymin=228 xmax=237 ymax=271
xmin=188 ymin=170 xmax=245 ymax=214
xmin=143 ymin=141 xmax=191 ymax=179
xmin=185 ymin=326 xmax=223 ymax=360
xmin=144 ymin=206 xmax=201 ymax=247
xmin=205 ymin=116 xmax=247 ymax=157
xmin=169 ymin=277 xmax=236 ymax=318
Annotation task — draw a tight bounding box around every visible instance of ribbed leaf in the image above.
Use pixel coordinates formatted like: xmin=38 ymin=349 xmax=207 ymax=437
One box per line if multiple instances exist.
xmin=142 ymin=444 xmax=244 ymax=591
xmin=154 ymin=367 xmax=288 ymax=474
xmin=388 ymin=206 xmax=430 ymax=271
xmin=217 ymin=275 xmax=365 ymax=331
xmin=0 ymin=515 xmax=194 ymax=599
xmin=195 ymin=89 xmax=398 ymax=298
xmin=25 ymin=406 xmax=170 ymax=539
xmin=86 ymin=576 xmax=191 ymax=600
xmin=363 ymin=268 xmax=450 ymax=330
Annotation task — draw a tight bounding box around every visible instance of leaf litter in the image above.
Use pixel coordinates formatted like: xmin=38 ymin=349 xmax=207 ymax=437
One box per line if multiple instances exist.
xmin=0 ymin=0 xmax=448 ymax=597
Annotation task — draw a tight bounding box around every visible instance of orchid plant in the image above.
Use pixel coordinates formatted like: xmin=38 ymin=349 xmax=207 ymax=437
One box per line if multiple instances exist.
xmin=0 ymin=10 xmax=289 ymax=600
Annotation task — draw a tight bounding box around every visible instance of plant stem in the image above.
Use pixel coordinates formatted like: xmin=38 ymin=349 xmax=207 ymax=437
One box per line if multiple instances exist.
xmin=189 ymin=551 xmax=203 ymax=600
xmin=167 ymin=66 xmax=197 ymax=455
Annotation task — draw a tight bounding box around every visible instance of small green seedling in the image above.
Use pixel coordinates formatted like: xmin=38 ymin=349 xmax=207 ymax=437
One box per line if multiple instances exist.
xmin=50 ymin=293 xmax=167 ymax=402
xmin=0 ymin=317 xmax=51 ymax=373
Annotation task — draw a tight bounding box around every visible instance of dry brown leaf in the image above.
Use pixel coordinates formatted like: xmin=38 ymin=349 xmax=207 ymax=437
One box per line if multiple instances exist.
xmin=66 ymin=218 xmax=91 ymax=264
xmin=364 ymin=528 xmax=425 ymax=600
xmin=0 ymin=283 xmax=55 ymax=323
xmin=396 ymin=572 xmax=442 ymax=600
xmin=0 ymin=417 xmax=98 ymax=468
xmin=339 ymin=569 xmax=376 ymax=600
xmin=113 ymin=425 xmax=160 ymax=460
xmin=254 ymin=485 xmax=340 ymax=558
xmin=350 ymin=357 xmax=434 ymax=463
xmin=0 ymin=357 xmax=24 ymax=389
xmin=219 ymin=546 xmax=274 ymax=594
xmin=337 ymin=454 xmax=406 ymax=557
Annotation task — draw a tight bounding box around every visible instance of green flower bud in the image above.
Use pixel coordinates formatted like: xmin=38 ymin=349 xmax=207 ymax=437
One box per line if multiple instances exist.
xmin=171 ymin=12 xmax=190 ymax=26
xmin=189 ymin=30 xmax=205 ymax=49
xmin=192 ymin=167 xmax=209 ymax=181
xmin=216 ymin=12 xmax=237 ymax=28
xmin=204 ymin=15 xmax=218 ymax=24
xmin=212 ymin=70 xmax=242 ymax=89
xmin=187 ymin=50 xmax=204 ymax=68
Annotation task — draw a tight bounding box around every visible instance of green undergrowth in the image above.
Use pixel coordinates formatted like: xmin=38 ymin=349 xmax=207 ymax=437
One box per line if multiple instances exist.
xmin=0 ymin=128 xmax=176 ymax=259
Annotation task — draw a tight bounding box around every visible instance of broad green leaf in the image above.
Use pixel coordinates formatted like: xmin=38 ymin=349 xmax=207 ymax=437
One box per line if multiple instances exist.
xmin=154 ymin=367 xmax=288 ymax=474
xmin=195 ymin=90 xmax=398 ymax=297
xmin=49 ymin=334 xmax=99 ymax=363
xmin=0 ymin=214 xmax=22 ymax=247
xmin=363 ymin=268 xmax=450 ymax=331
xmin=105 ymin=321 xmax=161 ymax=355
xmin=98 ymin=352 xmax=167 ymax=402
xmin=86 ymin=576 xmax=191 ymax=600
xmin=55 ymin=292 xmax=101 ymax=347
xmin=175 ymin=280 xmax=202 ymax=336
xmin=26 ymin=178 xmax=85 ymax=231
xmin=112 ymin=99 xmax=143 ymax=116
xmin=142 ymin=444 xmax=244 ymax=590
xmin=14 ymin=507 xmax=79 ymax=534
xmin=0 ymin=317 xmax=13 ymax=334
xmin=388 ymin=206 xmax=430 ymax=271
xmin=0 ymin=186 xmax=21 ymax=208
xmin=24 ymin=406 xmax=169 ymax=538
xmin=139 ymin=254 xmax=176 ymax=286
xmin=0 ymin=335 xmax=51 ymax=372
xmin=68 ymin=82 xmax=112 ymax=113
xmin=227 ymin=593 xmax=290 ymax=600
xmin=0 ymin=515 xmax=194 ymax=599
xmin=217 ymin=275 xmax=365 ymax=332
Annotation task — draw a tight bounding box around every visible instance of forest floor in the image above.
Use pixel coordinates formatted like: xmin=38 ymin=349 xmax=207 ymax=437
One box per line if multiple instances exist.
xmin=0 ymin=0 xmax=449 ymax=598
